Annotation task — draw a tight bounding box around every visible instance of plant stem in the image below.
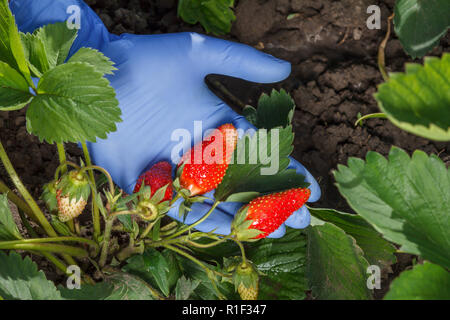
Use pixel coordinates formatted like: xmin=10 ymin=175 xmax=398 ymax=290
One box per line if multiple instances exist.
xmin=0 ymin=236 xmax=98 ymax=247
xmin=17 ymin=208 xmax=40 ymax=237
xmin=99 ymin=218 xmax=114 ymax=267
xmin=109 ymin=210 xmax=140 ymax=219
xmin=0 ymin=143 xmax=79 ymax=269
xmin=160 ymin=221 xmax=178 ymax=232
xmin=186 ymin=237 xmax=229 ymax=249
xmin=41 ymin=252 xmax=69 ymax=275
xmin=81 ymin=142 xmax=101 ymax=240
xmin=165 ymin=201 xmax=221 ymax=240
xmin=354 ymin=113 xmax=387 ymax=127
xmin=164 ymin=244 xmax=229 ymax=300
xmin=0 ymin=178 xmax=41 ymax=226
xmin=54 ymin=161 xmax=81 ymax=181
xmin=233 ymin=238 xmax=247 ymax=266
xmin=56 ymin=143 xmax=68 ymax=175
xmin=378 ymin=12 xmax=395 ymax=82
xmin=0 ymin=242 xmax=88 ymax=257
xmin=164 ymin=244 xmax=230 ymax=279
xmin=0 ymin=140 xmax=57 ymax=237
xmin=140 ymin=219 xmax=158 ymax=240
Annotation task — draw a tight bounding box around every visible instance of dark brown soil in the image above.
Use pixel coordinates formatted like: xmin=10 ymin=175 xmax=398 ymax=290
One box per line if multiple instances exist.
xmin=0 ymin=0 xmax=448 ymax=298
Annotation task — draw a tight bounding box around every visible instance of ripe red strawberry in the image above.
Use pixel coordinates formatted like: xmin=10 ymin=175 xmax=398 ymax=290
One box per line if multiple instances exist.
xmin=178 ymin=123 xmax=238 ymax=196
xmin=134 ymin=161 xmax=174 ymax=203
xmin=232 ymin=188 xmax=311 ymax=240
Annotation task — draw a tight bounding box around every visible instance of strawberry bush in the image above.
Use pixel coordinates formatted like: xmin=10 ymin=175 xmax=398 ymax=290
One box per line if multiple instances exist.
xmin=0 ymin=0 xmax=449 ymax=301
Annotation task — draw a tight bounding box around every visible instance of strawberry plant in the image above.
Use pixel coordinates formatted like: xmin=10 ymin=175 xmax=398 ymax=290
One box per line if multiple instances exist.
xmin=0 ymin=0 xmax=449 ymax=302
xmin=0 ymin=0 xmax=313 ymax=300
xmin=177 ymin=0 xmax=236 ymax=35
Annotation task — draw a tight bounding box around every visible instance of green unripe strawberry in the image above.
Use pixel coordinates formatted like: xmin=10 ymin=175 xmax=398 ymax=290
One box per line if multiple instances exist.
xmin=238 ymin=282 xmax=258 ymax=300
xmin=233 ymin=261 xmax=259 ymax=301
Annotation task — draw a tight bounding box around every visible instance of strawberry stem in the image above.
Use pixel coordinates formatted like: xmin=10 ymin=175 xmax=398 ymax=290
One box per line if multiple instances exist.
xmin=164 ymin=244 xmax=230 ymax=298
xmin=54 ymin=161 xmax=81 ymax=181
xmin=0 ymin=236 xmax=98 ymax=248
xmin=0 ymin=242 xmax=88 ymax=258
xmin=0 ymin=178 xmax=41 ymax=226
xmin=0 ymin=139 xmax=57 ymax=238
xmin=99 ymin=217 xmax=114 ymax=268
xmin=56 ymin=143 xmax=68 ymax=175
xmin=81 ymin=142 xmax=101 ymax=241
xmin=233 ymin=238 xmax=247 ymax=266
xmin=0 ymin=142 xmax=81 ymax=268
xmin=164 ymin=201 xmax=222 ymax=240
xmin=139 ymin=218 xmax=160 ymax=240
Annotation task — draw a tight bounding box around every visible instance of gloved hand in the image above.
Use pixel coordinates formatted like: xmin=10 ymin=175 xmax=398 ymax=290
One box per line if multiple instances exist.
xmin=10 ymin=0 xmax=321 ymax=238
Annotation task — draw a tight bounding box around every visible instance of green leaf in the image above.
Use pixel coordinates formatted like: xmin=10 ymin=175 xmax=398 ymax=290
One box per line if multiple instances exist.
xmin=161 ymin=249 xmax=183 ymax=291
xmin=308 ymin=207 xmax=397 ymax=269
xmin=0 ymin=61 xmax=32 ymax=111
xmin=175 ymin=254 xmax=236 ymax=300
xmin=375 ymin=53 xmax=450 ymax=141
xmin=394 ymin=0 xmax=450 ymax=58
xmin=21 ymin=22 xmax=78 ymax=78
xmin=243 ymin=105 xmax=258 ymax=126
xmin=117 ymin=214 xmax=133 ymax=232
xmin=190 ymin=229 xmax=308 ymax=299
xmin=59 ymin=272 xmax=159 ymax=300
xmin=256 ymin=89 xmax=295 ymax=130
xmin=0 ymin=0 xmax=32 ymax=86
xmin=225 ymin=191 xmax=261 ymax=203
xmin=178 ymin=0 xmax=236 ymax=35
xmin=50 ymin=215 xmax=74 ymax=237
xmin=0 ymin=193 xmax=23 ymax=240
xmin=35 ymin=22 xmax=77 ymax=67
xmin=247 ymin=228 xmax=308 ymax=300
xmin=307 ymin=223 xmax=372 ymax=300
xmin=123 ymin=248 xmax=171 ymax=297
xmin=68 ymin=47 xmax=117 ymax=75
xmin=175 ymin=276 xmax=200 ymax=300
xmin=335 ymin=147 xmax=450 ymax=269
xmin=215 ymin=126 xmax=308 ymax=201
xmin=20 ymin=32 xmax=47 ymax=78
xmin=27 ymin=62 xmax=121 ymax=143
xmin=384 ymin=262 xmax=450 ymax=300
xmin=0 ymin=251 xmax=62 ymax=300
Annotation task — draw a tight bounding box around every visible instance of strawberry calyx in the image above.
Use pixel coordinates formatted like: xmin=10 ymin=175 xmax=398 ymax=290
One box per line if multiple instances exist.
xmin=232 ymin=260 xmax=259 ymax=300
xmin=135 ymin=184 xmax=171 ymax=221
xmin=173 ymin=166 xmax=211 ymax=218
xmin=41 ymin=181 xmax=58 ymax=212
xmin=57 ymin=170 xmax=91 ymax=203
xmin=133 ymin=161 xmax=175 ymax=220
xmin=231 ymin=206 xmax=265 ymax=242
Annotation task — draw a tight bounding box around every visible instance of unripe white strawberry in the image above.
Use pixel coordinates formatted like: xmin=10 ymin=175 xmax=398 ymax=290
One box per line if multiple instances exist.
xmin=55 ymin=171 xmax=91 ymax=222
xmin=56 ymin=189 xmax=87 ymax=222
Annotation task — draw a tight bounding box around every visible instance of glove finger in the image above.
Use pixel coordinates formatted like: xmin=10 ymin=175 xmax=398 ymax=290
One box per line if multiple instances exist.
xmin=191 ymin=33 xmax=291 ymax=84
xmin=287 ymin=158 xmax=321 ymax=203
xmin=166 ymin=199 xmax=233 ymax=235
xmin=284 ymin=206 xmax=311 ymax=229
xmin=266 ymin=224 xmax=286 ymax=239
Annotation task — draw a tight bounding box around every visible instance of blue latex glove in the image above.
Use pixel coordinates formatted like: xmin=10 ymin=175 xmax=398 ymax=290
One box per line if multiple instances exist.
xmin=11 ymin=0 xmax=321 ymax=238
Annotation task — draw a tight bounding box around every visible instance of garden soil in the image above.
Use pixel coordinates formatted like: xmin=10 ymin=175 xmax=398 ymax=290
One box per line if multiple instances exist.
xmin=0 ymin=0 xmax=448 ymax=298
